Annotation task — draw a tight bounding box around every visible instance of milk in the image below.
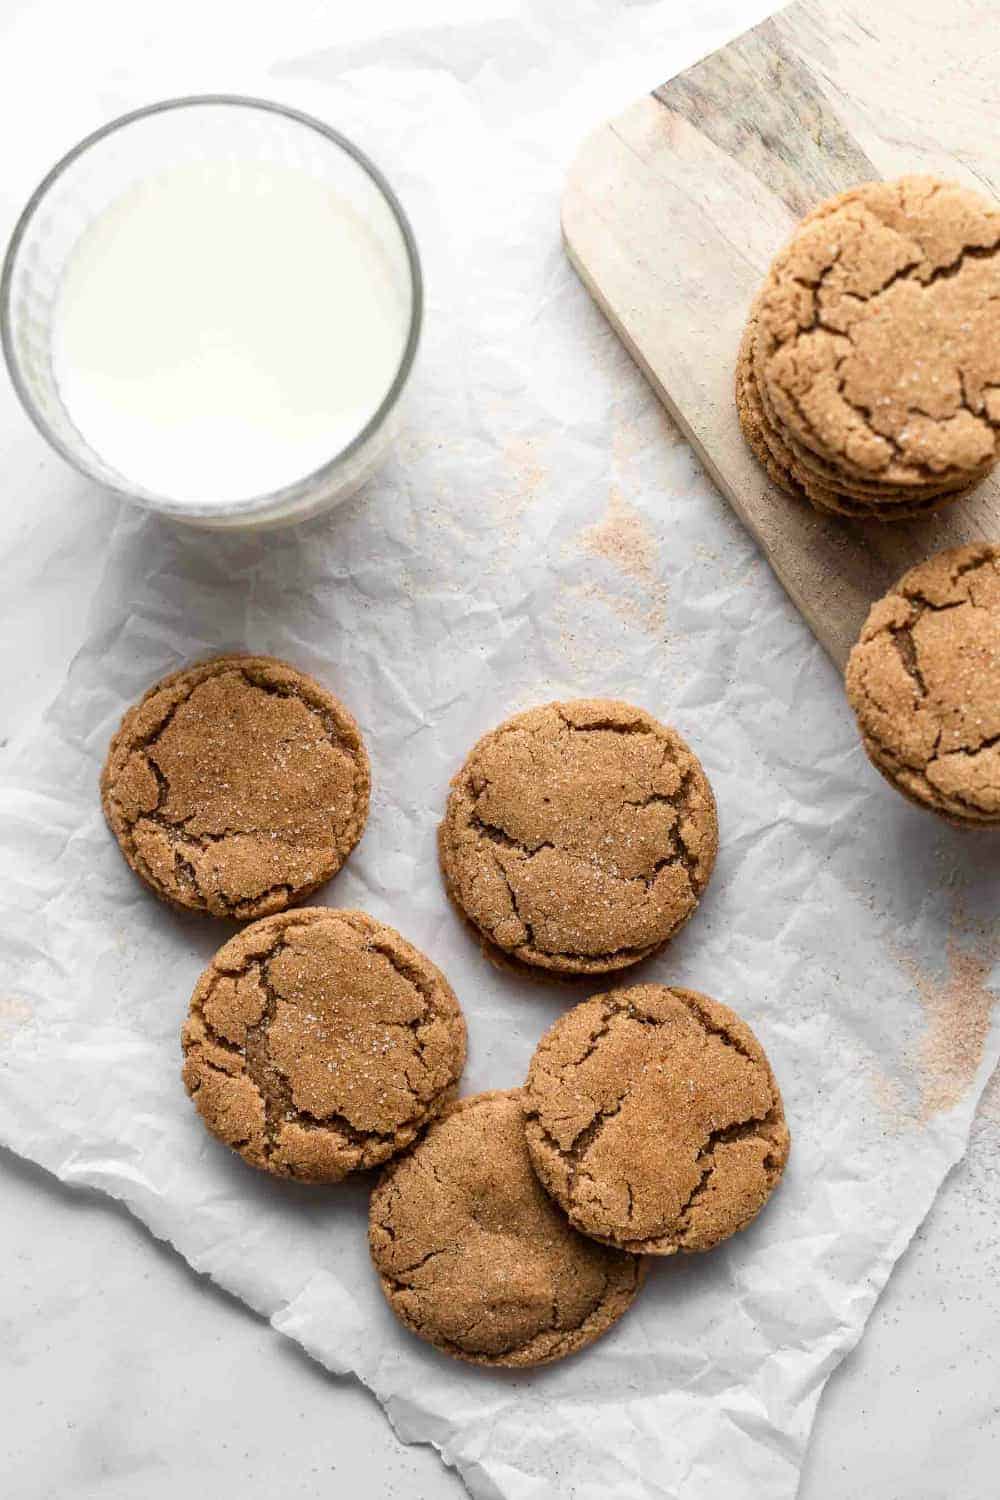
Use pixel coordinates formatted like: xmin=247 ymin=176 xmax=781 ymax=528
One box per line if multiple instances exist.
xmin=51 ymin=160 xmax=409 ymax=505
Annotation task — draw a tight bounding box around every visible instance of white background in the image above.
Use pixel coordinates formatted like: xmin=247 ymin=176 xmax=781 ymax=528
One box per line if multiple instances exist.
xmin=4 ymin=1087 xmax=999 ymax=1499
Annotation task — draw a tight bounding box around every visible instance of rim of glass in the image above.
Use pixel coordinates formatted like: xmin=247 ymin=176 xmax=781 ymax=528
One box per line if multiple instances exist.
xmin=0 ymin=93 xmax=424 ymax=519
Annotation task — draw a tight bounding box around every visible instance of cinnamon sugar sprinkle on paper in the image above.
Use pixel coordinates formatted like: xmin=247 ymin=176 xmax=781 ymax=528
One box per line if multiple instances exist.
xmin=554 ymin=582 xmax=629 ymax=675
xmin=868 ymin=1064 xmax=908 ymax=1132
xmin=558 ymin=400 xmax=671 ymax=656
xmin=499 ymin=436 xmax=546 ymax=540
xmin=0 ymin=995 xmax=33 ymax=1038
xmin=899 ymin=934 xmax=998 ymax=1122
xmin=579 ymin=489 xmax=658 ymax=589
xmin=571 ymin=490 xmax=668 ymax=639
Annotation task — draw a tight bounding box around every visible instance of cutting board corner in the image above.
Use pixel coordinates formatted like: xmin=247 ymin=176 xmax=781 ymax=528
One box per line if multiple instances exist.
xmin=561 ymin=0 xmax=1000 ymax=667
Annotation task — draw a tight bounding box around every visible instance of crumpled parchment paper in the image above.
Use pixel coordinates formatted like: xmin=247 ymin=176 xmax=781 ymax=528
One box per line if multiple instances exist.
xmin=1 ymin=3 xmax=999 ymax=1497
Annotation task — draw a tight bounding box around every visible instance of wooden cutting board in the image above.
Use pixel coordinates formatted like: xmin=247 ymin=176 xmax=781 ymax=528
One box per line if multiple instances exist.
xmin=562 ymin=0 xmax=1000 ymax=667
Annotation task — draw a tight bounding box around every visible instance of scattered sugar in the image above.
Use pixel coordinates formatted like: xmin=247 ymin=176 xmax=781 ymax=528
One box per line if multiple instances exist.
xmin=496 ymin=435 xmax=546 ymax=546
xmin=898 ymin=931 xmax=998 ymax=1122
xmin=0 ymin=996 xmax=33 ymax=1038
xmin=570 ymin=489 xmax=669 ymax=640
xmin=552 ymin=582 xmax=629 ymax=675
xmin=579 ymin=488 xmax=658 ymax=590
xmin=868 ymin=1064 xmax=908 ymax=1133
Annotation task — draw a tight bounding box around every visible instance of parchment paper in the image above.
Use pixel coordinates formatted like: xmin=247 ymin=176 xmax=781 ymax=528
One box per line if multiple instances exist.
xmin=1 ymin=3 xmax=999 ymax=1497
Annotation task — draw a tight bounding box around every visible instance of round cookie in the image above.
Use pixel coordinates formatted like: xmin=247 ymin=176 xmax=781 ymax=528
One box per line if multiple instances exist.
xmin=756 ymin=176 xmax=1000 ymax=488
xmin=368 ymin=1090 xmax=645 ymax=1366
xmin=523 ymin=985 xmax=789 ymax=1255
xmin=738 ymin=311 xmax=966 ymax=519
xmin=438 ymin=700 xmax=718 ymax=976
xmin=755 ymin=337 xmax=979 ymax=505
xmin=845 ymin=544 xmax=1000 ymax=825
xmin=102 ymin=655 xmax=370 ymax=919
xmin=742 ymin=324 xmax=896 ymax=517
xmin=182 ymin=908 xmax=466 ymax=1181
xmin=743 ymin=301 xmax=977 ymax=519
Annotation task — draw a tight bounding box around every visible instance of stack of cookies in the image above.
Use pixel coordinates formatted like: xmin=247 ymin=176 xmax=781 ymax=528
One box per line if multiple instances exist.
xmin=102 ymin=663 xmax=791 ymax=1369
xmin=737 ymin=176 xmax=1000 ymax=520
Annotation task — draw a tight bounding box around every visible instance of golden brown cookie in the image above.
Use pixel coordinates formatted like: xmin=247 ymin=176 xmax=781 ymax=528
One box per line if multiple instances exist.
xmin=783 ymin=422 xmax=987 ymax=501
xmin=738 ymin=305 xmax=979 ymax=520
xmin=101 ymin=655 xmax=370 ymax=918
xmin=182 ymin=908 xmax=466 ymax=1181
xmin=735 ymin=316 xmax=802 ymax=498
xmin=757 ymin=177 xmax=1000 ymax=488
xmin=523 ymin=985 xmax=789 ymax=1255
xmin=438 ymin=700 xmax=718 ymax=976
xmin=368 ymin=1090 xmax=645 ymax=1366
xmin=845 ymin=544 xmax=1000 ymax=825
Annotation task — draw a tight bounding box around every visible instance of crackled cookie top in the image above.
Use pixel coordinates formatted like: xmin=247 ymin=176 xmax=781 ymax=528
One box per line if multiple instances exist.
xmin=523 ymin=986 xmax=789 ymax=1254
xmin=845 ymin=545 xmax=1000 ymax=823
xmin=368 ymin=1090 xmax=645 ymax=1366
xmin=737 ymin=310 xmax=973 ymax=520
xmin=182 ymin=909 xmax=466 ymax=1182
xmin=438 ymin=700 xmax=718 ymax=975
xmin=757 ymin=177 xmax=1000 ymax=485
xmin=101 ymin=655 xmax=370 ymax=918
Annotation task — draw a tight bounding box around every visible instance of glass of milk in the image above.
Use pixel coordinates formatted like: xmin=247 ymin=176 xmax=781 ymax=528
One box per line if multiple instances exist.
xmin=1 ymin=96 xmax=422 ymax=528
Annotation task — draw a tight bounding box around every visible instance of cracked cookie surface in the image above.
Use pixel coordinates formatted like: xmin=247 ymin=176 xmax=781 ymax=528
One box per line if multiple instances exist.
xmin=438 ymin=700 xmax=718 ymax=976
xmin=845 ymin=544 xmax=1000 ymax=825
xmin=368 ymin=1090 xmax=645 ymax=1366
xmin=523 ymin=986 xmax=789 ymax=1254
xmin=737 ymin=311 xmax=974 ymax=520
xmin=101 ymin=655 xmax=370 ymax=918
xmin=756 ymin=177 xmax=1000 ymax=488
xmin=182 ymin=908 xmax=466 ymax=1182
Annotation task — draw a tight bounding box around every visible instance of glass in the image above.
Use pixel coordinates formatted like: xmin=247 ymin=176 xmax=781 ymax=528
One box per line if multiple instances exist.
xmin=1 ymin=95 xmax=422 ymax=529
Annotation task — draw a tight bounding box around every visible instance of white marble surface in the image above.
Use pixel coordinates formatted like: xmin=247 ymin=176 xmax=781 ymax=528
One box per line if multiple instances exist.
xmin=3 ymin=1088 xmax=998 ymax=1500
xmin=1 ymin=4 xmax=999 ymax=1497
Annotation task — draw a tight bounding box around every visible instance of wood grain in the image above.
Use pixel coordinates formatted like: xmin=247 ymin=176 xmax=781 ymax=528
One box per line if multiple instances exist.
xmin=562 ymin=0 xmax=1000 ymax=667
